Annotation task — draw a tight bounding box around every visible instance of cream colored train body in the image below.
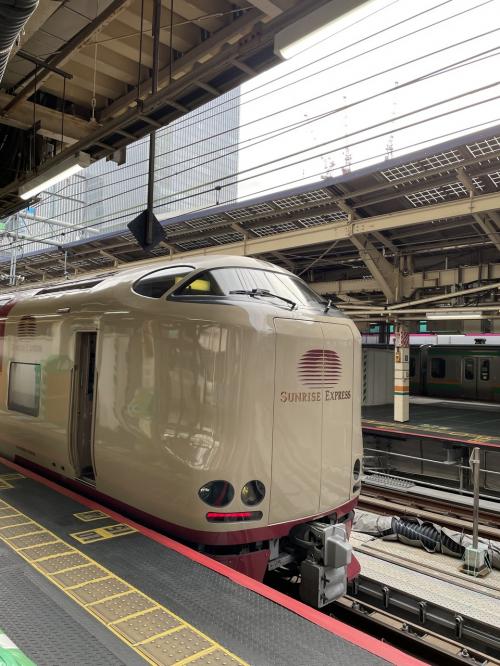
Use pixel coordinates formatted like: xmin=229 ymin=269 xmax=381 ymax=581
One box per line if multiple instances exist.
xmin=0 ymin=255 xmax=362 ymax=605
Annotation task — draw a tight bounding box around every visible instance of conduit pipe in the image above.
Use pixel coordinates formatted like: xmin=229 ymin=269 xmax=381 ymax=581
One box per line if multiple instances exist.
xmin=0 ymin=0 xmax=38 ymax=85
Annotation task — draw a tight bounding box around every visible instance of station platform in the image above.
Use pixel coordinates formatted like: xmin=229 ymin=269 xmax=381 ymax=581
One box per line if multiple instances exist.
xmin=362 ymin=400 xmax=500 ymax=448
xmin=0 ymin=457 xmax=422 ymax=666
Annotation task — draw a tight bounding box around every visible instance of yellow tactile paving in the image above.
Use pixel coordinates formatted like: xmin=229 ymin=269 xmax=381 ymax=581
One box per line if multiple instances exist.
xmin=73 ymin=510 xmax=110 ymax=522
xmin=70 ymin=522 xmax=136 ymax=544
xmin=0 ymin=497 xmax=248 ymax=666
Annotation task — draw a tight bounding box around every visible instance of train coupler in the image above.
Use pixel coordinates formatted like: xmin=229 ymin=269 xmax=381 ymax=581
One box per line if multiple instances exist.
xmin=297 ymin=522 xmax=352 ymax=608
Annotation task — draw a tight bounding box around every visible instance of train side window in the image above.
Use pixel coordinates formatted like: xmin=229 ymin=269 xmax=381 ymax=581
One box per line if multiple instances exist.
xmin=133 ymin=266 xmax=194 ymax=298
xmin=409 ymin=356 xmax=416 ymax=377
xmin=464 ymin=358 xmax=474 ymax=380
xmin=8 ymin=362 xmax=41 ymax=417
xmin=175 ymin=271 xmax=224 ymax=296
xmin=480 ymin=359 xmax=490 ymax=381
xmin=430 ymin=357 xmax=446 ymax=379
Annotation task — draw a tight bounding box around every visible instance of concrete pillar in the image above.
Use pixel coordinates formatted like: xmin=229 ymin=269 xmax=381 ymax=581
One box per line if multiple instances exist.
xmin=394 ymin=322 xmax=410 ymax=422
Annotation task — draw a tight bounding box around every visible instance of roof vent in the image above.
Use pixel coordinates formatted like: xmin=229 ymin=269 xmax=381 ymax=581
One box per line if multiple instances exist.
xmin=17 ymin=315 xmax=36 ymax=338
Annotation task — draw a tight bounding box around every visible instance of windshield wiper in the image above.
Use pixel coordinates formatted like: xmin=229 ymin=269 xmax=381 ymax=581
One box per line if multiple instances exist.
xmin=229 ymin=288 xmax=296 ymax=310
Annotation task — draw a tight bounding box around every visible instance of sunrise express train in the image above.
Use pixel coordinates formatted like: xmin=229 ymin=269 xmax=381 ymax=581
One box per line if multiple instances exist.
xmin=0 ymin=256 xmax=362 ymax=607
xmin=410 ymin=344 xmax=500 ymax=403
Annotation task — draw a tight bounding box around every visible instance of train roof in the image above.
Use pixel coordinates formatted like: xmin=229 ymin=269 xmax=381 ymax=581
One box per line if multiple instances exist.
xmin=0 ymin=254 xmax=294 ymax=303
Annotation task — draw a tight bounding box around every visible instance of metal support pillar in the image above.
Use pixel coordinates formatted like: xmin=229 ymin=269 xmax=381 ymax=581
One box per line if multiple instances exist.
xmin=378 ymin=321 xmax=390 ymax=344
xmin=462 ymin=447 xmax=489 ymax=577
xmin=146 ymin=0 xmax=161 ymax=247
xmin=471 ymin=447 xmax=480 ymax=551
xmin=393 ymin=322 xmax=409 ymax=422
xmin=9 ymin=247 xmax=17 ymax=286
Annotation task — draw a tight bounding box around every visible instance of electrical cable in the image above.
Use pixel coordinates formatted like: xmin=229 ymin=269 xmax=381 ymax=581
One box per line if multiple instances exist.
xmin=141 ymin=0 xmax=492 ymax=136
xmin=13 ymin=92 xmax=500 ymax=252
xmin=39 ymin=0 xmax=495 ymax=202
xmin=7 ymin=106 xmax=500 ymax=255
xmin=39 ymin=28 xmax=500 ymax=206
xmin=158 ymin=0 xmax=460 ymax=133
xmin=32 ymin=48 xmax=500 ymax=225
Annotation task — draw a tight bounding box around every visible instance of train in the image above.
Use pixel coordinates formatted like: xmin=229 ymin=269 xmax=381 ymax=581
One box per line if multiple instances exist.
xmin=0 ymin=255 xmax=362 ymax=608
xmin=410 ymin=344 xmax=500 ymax=403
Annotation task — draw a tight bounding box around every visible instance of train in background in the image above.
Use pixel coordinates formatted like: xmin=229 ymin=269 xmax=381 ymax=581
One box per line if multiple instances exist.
xmin=410 ymin=344 xmax=500 ymax=403
xmin=0 ymin=255 xmax=362 ymax=608
xmin=362 ymin=333 xmax=500 ymax=346
xmin=362 ymin=342 xmax=500 ymax=404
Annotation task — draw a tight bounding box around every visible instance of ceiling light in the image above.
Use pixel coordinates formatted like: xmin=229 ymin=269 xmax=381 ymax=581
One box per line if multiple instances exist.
xmin=426 ymin=311 xmax=483 ymax=320
xmin=274 ymin=0 xmax=371 ymax=59
xmin=19 ymin=152 xmax=91 ymax=200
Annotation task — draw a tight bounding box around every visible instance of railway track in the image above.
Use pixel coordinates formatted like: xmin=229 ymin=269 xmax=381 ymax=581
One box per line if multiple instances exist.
xmin=339 ymin=476 xmax=500 ymax=664
xmin=333 ymin=594 xmax=500 ymax=666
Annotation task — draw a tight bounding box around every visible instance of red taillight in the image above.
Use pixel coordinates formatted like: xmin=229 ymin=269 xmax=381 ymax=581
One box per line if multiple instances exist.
xmin=206 ymin=511 xmax=263 ymax=523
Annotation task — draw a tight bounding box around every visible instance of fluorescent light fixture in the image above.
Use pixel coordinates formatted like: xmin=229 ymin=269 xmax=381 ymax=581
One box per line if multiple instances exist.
xmin=274 ymin=0 xmax=370 ymax=59
xmin=19 ymin=152 xmax=91 ymax=200
xmin=426 ymin=311 xmax=483 ymax=320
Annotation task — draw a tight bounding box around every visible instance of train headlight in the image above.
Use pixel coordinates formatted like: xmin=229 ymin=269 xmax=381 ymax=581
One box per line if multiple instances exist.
xmin=353 ymin=458 xmax=362 ymax=481
xmin=198 ymin=480 xmax=234 ymax=507
xmin=241 ymin=480 xmax=265 ymax=506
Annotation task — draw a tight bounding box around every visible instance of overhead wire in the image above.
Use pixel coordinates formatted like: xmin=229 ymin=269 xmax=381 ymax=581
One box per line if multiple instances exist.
xmin=8 ymin=101 xmax=500 ymax=256
xmin=40 ymin=0 xmax=493 ymax=201
xmin=160 ymin=0 xmax=459 ymax=132
xmin=7 ymin=0 xmax=500 ymax=252
xmin=37 ymin=27 xmax=500 ymax=208
xmin=33 ymin=41 xmax=500 ymax=223
xmin=13 ymin=81 xmax=500 ymax=245
xmin=142 ymin=0 xmax=491 ymax=135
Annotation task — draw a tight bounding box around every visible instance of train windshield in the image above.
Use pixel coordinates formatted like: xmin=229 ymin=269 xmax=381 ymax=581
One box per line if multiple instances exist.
xmin=175 ymin=267 xmax=330 ymax=309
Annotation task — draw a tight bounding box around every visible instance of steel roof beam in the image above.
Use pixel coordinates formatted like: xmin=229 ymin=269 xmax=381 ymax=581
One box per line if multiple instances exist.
xmin=2 ymin=0 xmax=134 ymax=116
xmin=98 ymin=7 xmax=261 ymax=121
xmin=473 ymin=213 xmax=500 ymax=253
xmin=313 ymin=262 xmax=500 ymax=296
xmin=160 ymin=191 xmax=500 ymax=259
xmin=349 ymin=233 xmax=399 ymax=303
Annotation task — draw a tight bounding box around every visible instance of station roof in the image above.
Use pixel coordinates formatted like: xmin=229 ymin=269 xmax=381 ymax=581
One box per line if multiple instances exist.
xmin=0 ymin=0 xmax=339 ymax=217
xmin=2 ymin=123 xmax=500 ymax=307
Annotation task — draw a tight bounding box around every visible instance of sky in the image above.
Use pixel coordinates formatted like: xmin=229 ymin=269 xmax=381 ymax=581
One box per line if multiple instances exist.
xmin=236 ymin=0 xmax=500 ymax=200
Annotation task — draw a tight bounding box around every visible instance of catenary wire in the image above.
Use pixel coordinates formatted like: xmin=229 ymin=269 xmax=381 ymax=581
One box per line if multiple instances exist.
xmin=33 ymin=46 xmax=500 ymax=226
xmin=38 ymin=28 xmax=500 ymax=207
xmin=134 ymin=0 xmax=490 ymax=138
xmin=6 ymin=97 xmax=500 ymax=255
xmin=14 ymin=83 xmax=500 ymax=244
xmin=42 ymin=0 xmax=491 ymax=200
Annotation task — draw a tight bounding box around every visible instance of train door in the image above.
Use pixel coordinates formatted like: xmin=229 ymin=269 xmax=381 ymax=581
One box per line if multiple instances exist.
xmin=462 ymin=356 xmax=476 ymax=400
xmin=477 ymin=356 xmax=495 ymax=402
xmin=71 ymin=332 xmax=97 ymax=483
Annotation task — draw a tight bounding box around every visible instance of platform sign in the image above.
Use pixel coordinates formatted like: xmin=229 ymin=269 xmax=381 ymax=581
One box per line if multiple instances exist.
xmin=394 ymin=323 xmax=410 ymax=423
